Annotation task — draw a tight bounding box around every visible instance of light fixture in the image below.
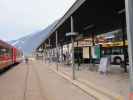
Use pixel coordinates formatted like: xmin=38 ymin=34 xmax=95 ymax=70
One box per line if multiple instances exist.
xmin=83 ymin=24 xmax=95 ymax=31
xmin=118 ymin=9 xmax=125 ymax=14
xmin=66 ymin=32 xmax=78 ymax=37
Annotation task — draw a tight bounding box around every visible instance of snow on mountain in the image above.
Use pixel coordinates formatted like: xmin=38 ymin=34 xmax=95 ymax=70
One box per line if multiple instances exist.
xmin=10 ymin=21 xmax=58 ymax=56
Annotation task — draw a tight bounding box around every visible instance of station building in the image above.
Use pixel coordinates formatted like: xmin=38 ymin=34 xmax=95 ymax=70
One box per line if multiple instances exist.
xmin=36 ymin=0 xmax=128 ymax=68
xmin=35 ymin=0 xmax=133 ymax=99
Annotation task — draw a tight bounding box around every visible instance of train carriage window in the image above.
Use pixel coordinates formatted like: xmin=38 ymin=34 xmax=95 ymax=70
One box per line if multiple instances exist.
xmin=0 ymin=48 xmax=6 ymax=55
xmin=0 ymin=47 xmax=13 ymax=59
xmin=0 ymin=48 xmax=3 ymax=56
xmin=7 ymin=49 xmax=12 ymax=56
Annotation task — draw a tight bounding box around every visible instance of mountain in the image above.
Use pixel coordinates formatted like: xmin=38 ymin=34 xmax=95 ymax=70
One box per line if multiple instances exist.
xmin=10 ymin=21 xmax=58 ymax=56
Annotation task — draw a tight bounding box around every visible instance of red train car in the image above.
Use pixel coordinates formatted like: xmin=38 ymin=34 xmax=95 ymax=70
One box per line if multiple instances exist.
xmin=0 ymin=40 xmax=22 ymax=70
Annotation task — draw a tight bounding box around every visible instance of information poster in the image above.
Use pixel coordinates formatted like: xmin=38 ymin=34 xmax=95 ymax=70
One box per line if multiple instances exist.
xmin=98 ymin=57 xmax=109 ymax=73
xmin=91 ymin=46 xmax=97 ymax=59
xmin=91 ymin=45 xmax=100 ymax=59
xmin=83 ymin=47 xmax=90 ymax=58
xmin=95 ymin=45 xmax=101 ymax=59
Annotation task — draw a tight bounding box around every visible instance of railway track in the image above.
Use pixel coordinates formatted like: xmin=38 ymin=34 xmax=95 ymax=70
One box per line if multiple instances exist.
xmin=23 ymin=63 xmax=29 ymax=100
xmin=23 ymin=62 xmax=47 ymax=100
xmin=32 ymin=62 xmax=47 ymax=100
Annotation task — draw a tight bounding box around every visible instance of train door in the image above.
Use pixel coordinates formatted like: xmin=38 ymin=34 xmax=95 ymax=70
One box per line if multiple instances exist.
xmin=12 ymin=48 xmax=16 ymax=63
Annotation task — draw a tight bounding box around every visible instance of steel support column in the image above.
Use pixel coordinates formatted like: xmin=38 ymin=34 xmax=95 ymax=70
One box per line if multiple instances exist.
xmin=67 ymin=43 xmax=70 ymax=65
xmin=44 ymin=43 xmax=46 ymax=63
xmin=77 ymin=41 xmax=80 ymax=70
xmin=49 ymin=39 xmax=51 ymax=63
xmin=125 ymin=0 xmax=133 ymax=99
xmin=56 ymin=31 xmax=59 ymax=71
xmin=71 ymin=16 xmax=75 ymax=80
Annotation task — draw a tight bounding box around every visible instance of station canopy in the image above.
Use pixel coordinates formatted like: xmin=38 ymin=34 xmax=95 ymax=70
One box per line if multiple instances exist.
xmin=44 ymin=0 xmax=125 ymax=48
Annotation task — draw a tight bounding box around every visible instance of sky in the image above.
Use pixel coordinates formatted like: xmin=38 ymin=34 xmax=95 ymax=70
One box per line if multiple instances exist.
xmin=0 ymin=0 xmax=76 ymax=41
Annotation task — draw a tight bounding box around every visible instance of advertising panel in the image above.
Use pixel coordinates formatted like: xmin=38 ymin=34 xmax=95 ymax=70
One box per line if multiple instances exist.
xmin=91 ymin=45 xmax=101 ymax=59
xmin=83 ymin=47 xmax=90 ymax=58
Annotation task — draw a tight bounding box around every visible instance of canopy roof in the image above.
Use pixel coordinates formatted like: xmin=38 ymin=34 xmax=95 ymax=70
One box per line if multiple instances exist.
xmin=39 ymin=0 xmax=125 ymax=48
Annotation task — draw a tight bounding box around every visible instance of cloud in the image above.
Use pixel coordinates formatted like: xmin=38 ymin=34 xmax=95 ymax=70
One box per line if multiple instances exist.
xmin=0 ymin=0 xmax=76 ymax=41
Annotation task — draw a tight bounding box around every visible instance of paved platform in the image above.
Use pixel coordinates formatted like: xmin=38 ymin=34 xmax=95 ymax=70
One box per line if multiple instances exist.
xmin=49 ymin=62 xmax=128 ymax=100
xmin=0 ymin=61 xmax=95 ymax=100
